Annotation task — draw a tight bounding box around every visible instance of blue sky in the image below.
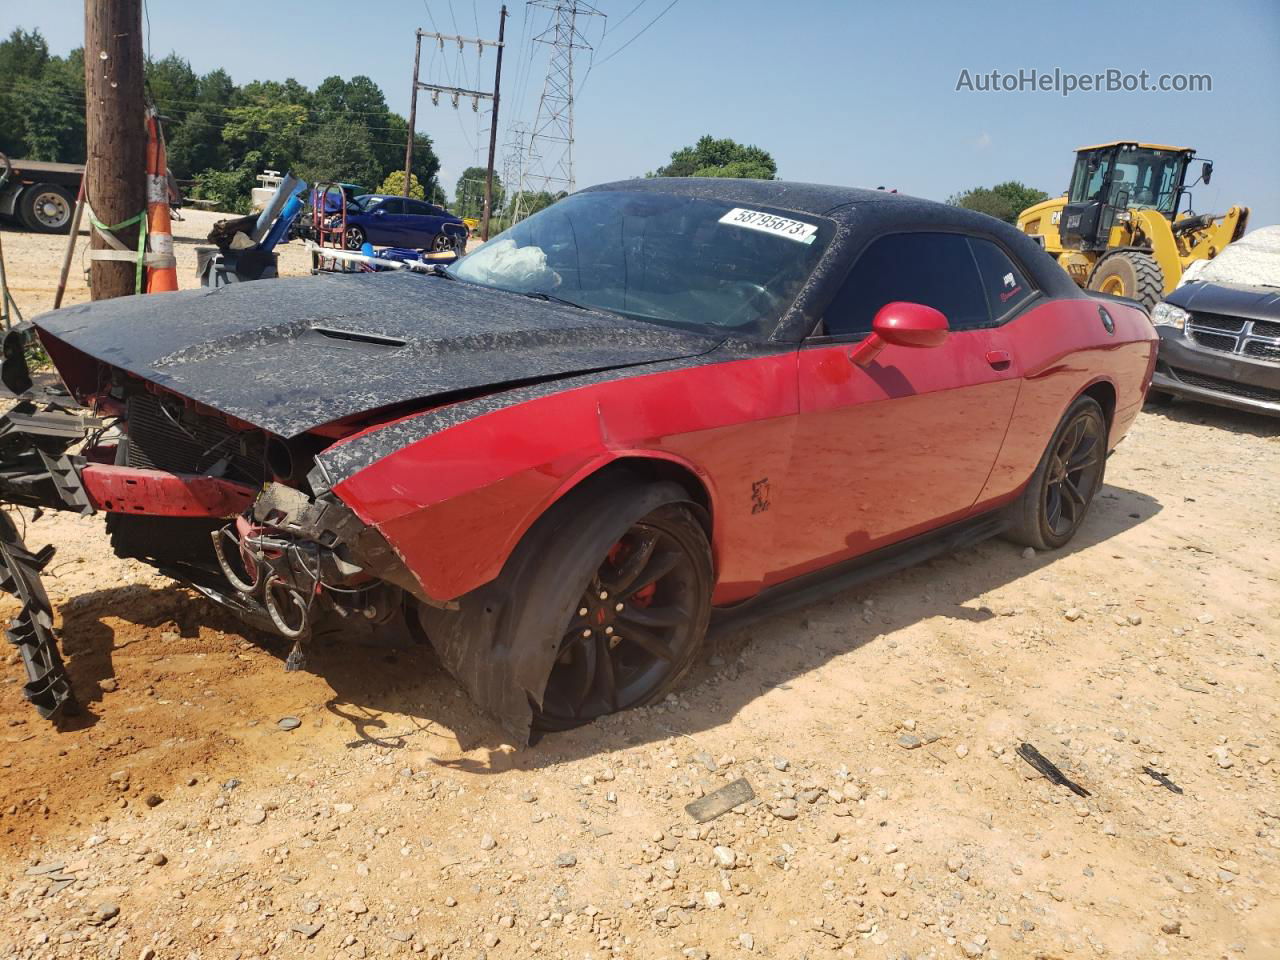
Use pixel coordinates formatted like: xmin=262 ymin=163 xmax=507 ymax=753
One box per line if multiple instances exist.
xmin=17 ymin=0 xmax=1280 ymax=227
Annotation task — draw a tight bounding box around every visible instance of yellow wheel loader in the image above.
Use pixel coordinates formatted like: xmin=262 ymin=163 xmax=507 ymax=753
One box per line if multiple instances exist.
xmin=1017 ymin=142 xmax=1249 ymax=309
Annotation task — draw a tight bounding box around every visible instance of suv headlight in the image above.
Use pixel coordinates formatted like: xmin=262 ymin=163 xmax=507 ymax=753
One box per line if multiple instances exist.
xmin=1151 ymin=301 xmax=1189 ymax=330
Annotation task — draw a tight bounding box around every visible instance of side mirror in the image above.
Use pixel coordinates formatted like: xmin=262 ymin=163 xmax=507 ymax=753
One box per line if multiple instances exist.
xmin=372 ymin=209 xmax=385 ymax=217
xmin=848 ymin=302 xmax=949 ymax=368
xmin=1201 ymin=161 xmax=1213 ymax=185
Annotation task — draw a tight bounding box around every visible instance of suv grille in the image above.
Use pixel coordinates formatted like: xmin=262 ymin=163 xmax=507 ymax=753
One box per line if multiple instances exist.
xmin=1184 ymin=311 xmax=1280 ymax=362
xmin=125 ymin=393 xmax=265 ymax=484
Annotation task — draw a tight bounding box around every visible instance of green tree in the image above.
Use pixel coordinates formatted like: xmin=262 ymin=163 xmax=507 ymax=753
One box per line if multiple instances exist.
xmin=197 ymin=68 xmax=235 ymax=106
xmin=384 ymin=114 xmax=441 ymax=194
xmin=378 ymin=170 xmax=426 ymax=200
xmin=298 ymin=117 xmax=381 ymax=190
xmin=653 ymin=135 xmax=777 ymax=179
xmin=513 ymin=190 xmax=565 ymax=218
xmin=454 ymin=166 xmax=503 ymax=218
xmin=190 ymin=165 xmax=258 ymax=214
xmin=166 ymin=109 xmax=226 ymax=180
xmin=0 ymin=27 xmax=51 ymax=158
xmin=947 ymin=181 xmax=1049 ymax=224
xmin=222 ymin=99 xmax=308 ymax=171
xmin=145 ymin=53 xmax=199 ymax=110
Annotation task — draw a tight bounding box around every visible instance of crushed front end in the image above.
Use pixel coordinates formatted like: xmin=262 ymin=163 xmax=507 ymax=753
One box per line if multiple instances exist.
xmin=0 ymin=347 xmax=426 ymax=722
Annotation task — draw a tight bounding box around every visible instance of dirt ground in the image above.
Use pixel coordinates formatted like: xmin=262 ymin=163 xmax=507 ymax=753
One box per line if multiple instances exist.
xmin=0 ymin=209 xmax=314 ymax=318
xmin=0 ymin=215 xmax=1277 ymax=960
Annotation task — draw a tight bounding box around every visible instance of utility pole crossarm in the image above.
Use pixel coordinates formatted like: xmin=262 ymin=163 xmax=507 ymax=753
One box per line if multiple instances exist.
xmin=414 ymin=82 xmax=497 ymax=102
xmin=416 ymin=29 xmax=505 ymax=49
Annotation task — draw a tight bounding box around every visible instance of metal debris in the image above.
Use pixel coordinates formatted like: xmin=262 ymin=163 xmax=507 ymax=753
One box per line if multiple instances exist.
xmin=1016 ymin=742 xmax=1091 ymax=797
xmin=1143 ymin=766 xmax=1184 ymax=794
xmin=685 ymin=776 xmax=755 ymax=823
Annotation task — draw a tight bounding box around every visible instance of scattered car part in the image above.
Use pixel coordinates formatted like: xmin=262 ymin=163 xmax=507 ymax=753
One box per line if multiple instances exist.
xmin=1143 ymin=766 xmax=1184 ymax=794
xmin=1016 ymin=742 xmax=1091 ymax=797
xmin=685 ymin=777 xmax=756 ymax=823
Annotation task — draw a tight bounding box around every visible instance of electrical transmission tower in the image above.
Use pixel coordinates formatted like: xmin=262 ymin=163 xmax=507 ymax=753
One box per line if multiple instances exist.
xmin=500 ymin=121 xmax=531 ymax=224
xmin=510 ymin=0 xmax=603 ymax=223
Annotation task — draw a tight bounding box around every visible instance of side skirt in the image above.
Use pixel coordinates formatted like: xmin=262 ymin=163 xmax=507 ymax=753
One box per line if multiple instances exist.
xmin=709 ymin=508 xmax=1011 ymax=636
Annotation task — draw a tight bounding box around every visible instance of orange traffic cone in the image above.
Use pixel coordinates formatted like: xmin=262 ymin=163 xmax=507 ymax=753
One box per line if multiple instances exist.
xmin=145 ymin=107 xmax=178 ymax=293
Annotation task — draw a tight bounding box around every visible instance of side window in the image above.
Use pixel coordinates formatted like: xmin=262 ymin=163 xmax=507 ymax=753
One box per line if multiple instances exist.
xmin=968 ymin=238 xmax=1036 ymax=318
xmin=378 ymin=198 xmax=405 ymax=215
xmin=823 ymin=232 xmax=990 ymax=337
xmin=406 ymin=200 xmax=433 ymax=216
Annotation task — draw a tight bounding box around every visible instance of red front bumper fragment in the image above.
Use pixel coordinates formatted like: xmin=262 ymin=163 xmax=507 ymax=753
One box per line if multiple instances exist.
xmin=80 ymin=464 xmax=258 ymax=518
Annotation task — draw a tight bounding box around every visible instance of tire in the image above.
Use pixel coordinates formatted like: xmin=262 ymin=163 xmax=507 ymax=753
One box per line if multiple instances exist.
xmin=1087 ymin=251 xmax=1164 ymax=311
xmin=343 ymin=225 xmax=366 ymax=250
xmin=18 ymin=183 xmax=74 ymax=234
xmin=430 ymin=232 xmax=454 ymax=253
xmin=1006 ymin=396 xmax=1108 ymax=551
xmin=520 ymin=483 xmax=713 ymax=731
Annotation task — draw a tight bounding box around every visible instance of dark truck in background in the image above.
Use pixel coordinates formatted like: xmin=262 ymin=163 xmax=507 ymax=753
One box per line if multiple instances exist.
xmin=0 ymin=156 xmax=82 ymax=234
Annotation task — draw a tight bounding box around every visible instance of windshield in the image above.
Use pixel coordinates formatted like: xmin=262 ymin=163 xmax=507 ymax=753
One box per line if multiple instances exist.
xmin=448 ymin=190 xmax=833 ymax=335
xmin=1069 ymin=147 xmax=1185 ymax=214
xmin=348 ymin=195 xmax=377 ymax=213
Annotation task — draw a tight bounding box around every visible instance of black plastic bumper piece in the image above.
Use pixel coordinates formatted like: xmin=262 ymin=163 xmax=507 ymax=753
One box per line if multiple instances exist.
xmin=0 ymin=511 xmax=75 ymax=719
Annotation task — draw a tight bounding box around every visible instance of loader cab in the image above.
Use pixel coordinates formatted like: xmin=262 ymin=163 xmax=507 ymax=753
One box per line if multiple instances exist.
xmin=1061 ymin=142 xmax=1192 ymax=249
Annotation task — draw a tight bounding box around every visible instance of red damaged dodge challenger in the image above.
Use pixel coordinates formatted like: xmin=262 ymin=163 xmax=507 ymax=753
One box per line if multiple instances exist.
xmin=0 ymin=179 xmax=1157 ymax=740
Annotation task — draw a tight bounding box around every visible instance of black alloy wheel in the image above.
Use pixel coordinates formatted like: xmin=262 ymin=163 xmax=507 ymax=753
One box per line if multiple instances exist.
xmin=431 ymin=231 xmax=454 ymax=253
xmin=1042 ymin=408 xmax=1105 ymax=540
xmin=1008 ymin=396 xmax=1107 ymax=550
xmin=537 ymin=507 xmax=708 ymax=728
xmin=344 ymin=225 xmax=366 ymax=250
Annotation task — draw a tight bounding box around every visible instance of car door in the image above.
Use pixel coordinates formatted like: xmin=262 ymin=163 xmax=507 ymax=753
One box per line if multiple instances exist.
xmin=406 ymin=200 xmax=444 ymax=247
xmin=368 ymin=197 xmax=406 ymax=245
xmin=770 ymin=231 xmax=1023 ymax=581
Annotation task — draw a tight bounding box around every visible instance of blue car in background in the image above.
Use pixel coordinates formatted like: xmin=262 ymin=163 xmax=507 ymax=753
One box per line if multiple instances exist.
xmin=341 ymin=194 xmax=469 ymax=253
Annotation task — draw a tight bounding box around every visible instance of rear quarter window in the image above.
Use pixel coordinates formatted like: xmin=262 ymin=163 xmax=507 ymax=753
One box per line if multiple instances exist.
xmin=969 ymin=238 xmax=1037 ymax=318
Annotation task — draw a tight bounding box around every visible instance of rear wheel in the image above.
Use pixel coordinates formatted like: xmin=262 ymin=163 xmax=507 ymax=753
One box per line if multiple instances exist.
xmin=19 ymin=183 xmax=74 ymax=234
xmin=1088 ymin=251 xmax=1164 ymax=311
xmin=533 ymin=489 xmax=712 ymax=731
xmin=1006 ymin=396 xmax=1107 ymax=550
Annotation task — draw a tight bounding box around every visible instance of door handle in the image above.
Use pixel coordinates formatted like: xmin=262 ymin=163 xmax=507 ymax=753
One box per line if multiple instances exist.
xmin=985 ymin=350 xmax=1011 ymax=369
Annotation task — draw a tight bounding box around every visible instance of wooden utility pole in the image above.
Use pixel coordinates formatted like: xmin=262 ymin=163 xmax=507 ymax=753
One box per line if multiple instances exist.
xmin=402 ymin=31 xmax=423 ymax=198
xmin=481 ymin=5 xmax=508 ymax=241
xmin=403 ymin=22 xmax=506 ymax=232
xmin=84 ymin=0 xmax=146 ymax=300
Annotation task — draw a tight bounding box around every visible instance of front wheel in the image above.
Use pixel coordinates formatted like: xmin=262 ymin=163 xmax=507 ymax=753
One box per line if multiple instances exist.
xmin=1006 ymin=396 xmax=1107 ymax=550
xmin=430 ymin=231 xmax=455 ymax=253
xmin=1088 ymin=251 xmax=1164 ymax=311
xmin=533 ymin=489 xmax=712 ymax=730
xmin=343 ymin=225 xmax=366 ymax=250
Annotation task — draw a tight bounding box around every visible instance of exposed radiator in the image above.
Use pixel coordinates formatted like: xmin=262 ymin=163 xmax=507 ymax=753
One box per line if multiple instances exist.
xmin=125 ymin=393 xmax=265 ymax=485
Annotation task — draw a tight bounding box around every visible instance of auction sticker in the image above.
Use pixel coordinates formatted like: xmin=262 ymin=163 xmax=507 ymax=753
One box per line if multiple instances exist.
xmin=719 ymin=208 xmax=818 ymax=244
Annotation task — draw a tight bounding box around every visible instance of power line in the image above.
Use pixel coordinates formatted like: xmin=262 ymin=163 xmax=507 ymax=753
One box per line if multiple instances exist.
xmin=596 ymin=0 xmax=680 ymax=66
xmin=609 ymin=0 xmax=651 ymax=35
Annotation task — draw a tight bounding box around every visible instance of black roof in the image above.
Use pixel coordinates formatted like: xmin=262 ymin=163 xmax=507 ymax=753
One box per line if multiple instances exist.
xmin=585 ymin=177 xmax=906 ymax=222
xmin=586 ymin=176 xmax=1085 ymax=322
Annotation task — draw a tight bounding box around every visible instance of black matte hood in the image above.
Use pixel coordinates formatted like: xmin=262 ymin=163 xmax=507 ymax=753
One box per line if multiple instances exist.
xmin=1166 ymin=280 xmax=1280 ymax=320
xmin=34 ymin=271 xmax=720 ymax=437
